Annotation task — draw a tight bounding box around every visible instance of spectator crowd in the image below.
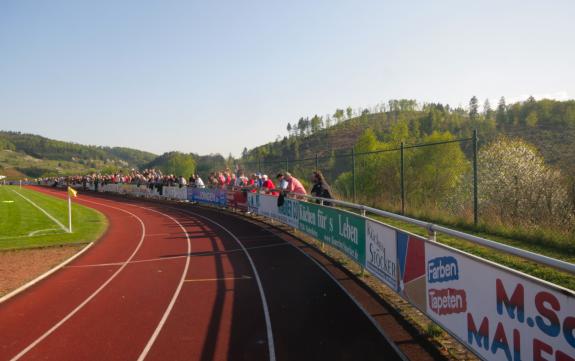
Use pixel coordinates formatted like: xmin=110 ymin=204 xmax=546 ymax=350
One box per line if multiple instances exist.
xmin=36 ymin=167 xmax=333 ymax=201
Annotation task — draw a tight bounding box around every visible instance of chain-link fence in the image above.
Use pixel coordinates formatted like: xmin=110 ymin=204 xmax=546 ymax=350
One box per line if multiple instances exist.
xmin=240 ymin=131 xmax=479 ymax=227
xmin=239 ymin=129 xmax=574 ymax=247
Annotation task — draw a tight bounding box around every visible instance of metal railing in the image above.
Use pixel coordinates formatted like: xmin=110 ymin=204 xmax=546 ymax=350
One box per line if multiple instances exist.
xmin=291 ymin=193 xmax=575 ymax=275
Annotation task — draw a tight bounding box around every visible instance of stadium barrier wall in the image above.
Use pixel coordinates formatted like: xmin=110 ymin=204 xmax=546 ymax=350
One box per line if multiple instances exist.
xmin=187 ymin=187 xmax=227 ymax=206
xmin=40 ymin=182 xmax=575 ymax=361
xmin=162 ymin=186 xmax=187 ymax=200
xmin=245 ymin=193 xmax=575 ymax=361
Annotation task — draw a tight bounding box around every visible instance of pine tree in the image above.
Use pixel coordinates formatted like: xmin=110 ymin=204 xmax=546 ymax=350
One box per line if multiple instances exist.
xmin=483 ymin=99 xmax=492 ymax=116
xmin=496 ymin=97 xmax=508 ymax=125
xmin=469 ymin=96 xmax=479 ymax=121
xmin=346 ymin=107 xmax=353 ymax=119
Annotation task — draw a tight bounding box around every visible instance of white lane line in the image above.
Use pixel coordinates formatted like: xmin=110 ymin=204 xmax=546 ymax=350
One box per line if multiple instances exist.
xmin=184 ymin=275 xmax=252 ymax=282
xmin=252 ymin=219 xmax=410 ymax=361
xmin=24 ymin=191 xmax=196 ymax=361
xmin=9 ymin=201 xmax=147 ymax=361
xmin=135 ymin=208 xmax=191 ymax=361
xmin=66 ymin=242 xmax=289 ymax=268
xmin=35 ymin=190 xmax=272 ymax=359
xmin=11 ymin=190 xmax=68 ymax=233
xmin=173 ymin=208 xmax=277 ymax=361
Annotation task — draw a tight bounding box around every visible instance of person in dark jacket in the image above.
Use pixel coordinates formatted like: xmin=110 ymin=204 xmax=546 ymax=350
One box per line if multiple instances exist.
xmin=310 ymin=171 xmax=333 ymax=205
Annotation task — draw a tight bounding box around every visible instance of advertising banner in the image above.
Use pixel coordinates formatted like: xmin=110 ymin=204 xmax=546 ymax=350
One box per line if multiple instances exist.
xmin=397 ymin=231 xmax=427 ymax=311
xmin=365 ymin=220 xmax=398 ymax=291
xmin=298 ymin=201 xmax=366 ymax=264
xmin=100 ymin=183 xmax=120 ymax=193
xmin=425 ymin=242 xmax=575 ymax=361
xmin=227 ymin=189 xmax=248 ymax=211
xmin=247 ymin=192 xmax=259 ymax=213
xmin=163 ymin=186 xmax=187 ymax=200
xmin=254 ymin=194 xmax=299 ymax=228
xmin=117 ymin=184 xmax=136 ymax=195
xmin=188 ymin=188 xmax=227 ymax=207
xmin=133 ymin=185 xmax=155 ymax=197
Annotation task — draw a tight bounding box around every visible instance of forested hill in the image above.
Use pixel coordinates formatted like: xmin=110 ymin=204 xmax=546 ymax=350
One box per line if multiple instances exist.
xmin=240 ymin=98 xmax=575 ymax=178
xmin=0 ymin=130 xmax=229 ymax=179
xmin=0 ymin=131 xmax=157 ymax=178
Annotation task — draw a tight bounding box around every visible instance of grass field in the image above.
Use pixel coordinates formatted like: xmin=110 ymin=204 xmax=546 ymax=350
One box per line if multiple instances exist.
xmin=0 ymin=186 xmax=107 ymax=250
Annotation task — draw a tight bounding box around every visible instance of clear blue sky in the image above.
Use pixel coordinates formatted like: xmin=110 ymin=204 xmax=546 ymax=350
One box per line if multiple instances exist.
xmin=1 ymin=0 xmax=573 ymax=156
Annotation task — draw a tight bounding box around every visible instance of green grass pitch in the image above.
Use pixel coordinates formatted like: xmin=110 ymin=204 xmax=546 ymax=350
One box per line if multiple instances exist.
xmin=0 ymin=186 xmax=107 ymax=250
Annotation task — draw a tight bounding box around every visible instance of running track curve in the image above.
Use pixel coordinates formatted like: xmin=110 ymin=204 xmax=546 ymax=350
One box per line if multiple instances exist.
xmin=0 ymin=187 xmax=406 ymax=361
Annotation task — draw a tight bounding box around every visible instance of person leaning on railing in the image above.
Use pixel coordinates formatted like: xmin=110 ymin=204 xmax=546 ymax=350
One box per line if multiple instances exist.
xmin=276 ymin=173 xmax=288 ymax=191
xmin=311 ymin=171 xmax=333 ymax=206
xmin=261 ymin=174 xmax=279 ymax=196
xmin=284 ymin=172 xmax=306 ymax=195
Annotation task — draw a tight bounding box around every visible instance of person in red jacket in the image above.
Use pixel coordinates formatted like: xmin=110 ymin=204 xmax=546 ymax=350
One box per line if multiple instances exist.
xmin=261 ymin=174 xmax=278 ymax=196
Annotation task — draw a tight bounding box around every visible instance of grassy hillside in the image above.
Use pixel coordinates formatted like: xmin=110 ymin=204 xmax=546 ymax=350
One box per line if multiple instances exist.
xmin=0 ymin=131 xmax=157 ymax=179
xmin=0 ymin=131 xmax=230 ymax=180
xmin=241 ymin=98 xmax=575 ymax=178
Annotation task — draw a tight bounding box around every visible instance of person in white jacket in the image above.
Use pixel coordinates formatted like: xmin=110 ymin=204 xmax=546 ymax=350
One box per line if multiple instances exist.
xmin=194 ymin=174 xmax=205 ymax=188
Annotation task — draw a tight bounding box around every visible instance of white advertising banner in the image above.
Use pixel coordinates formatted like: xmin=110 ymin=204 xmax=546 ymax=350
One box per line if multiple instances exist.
xmin=117 ymin=184 xmax=137 ymax=195
xmin=247 ymin=193 xmax=299 ymax=228
xmin=132 ymin=185 xmax=158 ymax=198
xmin=100 ymin=183 xmax=120 ymax=193
xmin=365 ymin=220 xmax=398 ymax=291
xmin=425 ymin=242 xmax=575 ymax=361
xmin=162 ymin=186 xmax=187 ymax=200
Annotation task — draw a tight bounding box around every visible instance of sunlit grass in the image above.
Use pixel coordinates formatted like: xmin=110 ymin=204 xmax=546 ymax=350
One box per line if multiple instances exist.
xmin=0 ymin=186 xmax=107 ymax=250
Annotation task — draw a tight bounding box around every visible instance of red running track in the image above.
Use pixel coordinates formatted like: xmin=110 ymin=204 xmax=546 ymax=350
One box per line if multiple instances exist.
xmin=0 ymin=187 xmax=406 ymax=361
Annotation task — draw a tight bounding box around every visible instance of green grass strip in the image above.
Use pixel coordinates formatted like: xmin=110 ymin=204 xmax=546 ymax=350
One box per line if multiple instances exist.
xmin=0 ymin=186 xmax=108 ymax=250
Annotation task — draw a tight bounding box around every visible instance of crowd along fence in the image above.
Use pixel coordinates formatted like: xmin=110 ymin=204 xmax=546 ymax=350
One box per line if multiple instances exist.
xmin=54 ymin=182 xmax=574 ymax=361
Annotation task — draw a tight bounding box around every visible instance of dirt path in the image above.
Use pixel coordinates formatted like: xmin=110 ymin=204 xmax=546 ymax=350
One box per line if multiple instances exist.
xmin=0 ymin=245 xmax=85 ymax=297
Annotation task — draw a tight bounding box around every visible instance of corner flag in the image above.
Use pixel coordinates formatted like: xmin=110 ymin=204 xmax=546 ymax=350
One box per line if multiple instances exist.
xmin=67 ymin=187 xmax=77 ymax=233
xmin=68 ymin=186 xmax=78 ymax=197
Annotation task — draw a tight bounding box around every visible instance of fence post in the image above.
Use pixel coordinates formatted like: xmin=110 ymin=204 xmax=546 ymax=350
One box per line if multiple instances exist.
xmin=473 ymin=129 xmax=479 ymax=227
xmin=400 ymin=141 xmax=405 ymax=215
xmin=315 ymin=153 xmax=319 ymax=172
xmin=352 ymin=148 xmax=356 ymax=203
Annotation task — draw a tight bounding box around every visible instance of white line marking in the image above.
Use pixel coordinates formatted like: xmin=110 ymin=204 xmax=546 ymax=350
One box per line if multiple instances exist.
xmin=250 ymin=217 xmax=409 ymax=361
xmin=0 ymin=231 xmax=68 ymax=240
xmin=67 ymin=242 xmax=289 ymax=268
xmin=28 ymin=228 xmax=60 ymax=236
xmin=184 ymin=275 xmax=252 ymax=282
xmin=8 ymin=201 xmax=147 ymax=361
xmin=135 ymin=209 xmax=191 ymax=361
xmin=34 ymin=189 xmax=274 ymax=360
xmin=172 ymin=208 xmax=276 ymax=361
xmin=11 ymin=190 xmax=68 ymax=233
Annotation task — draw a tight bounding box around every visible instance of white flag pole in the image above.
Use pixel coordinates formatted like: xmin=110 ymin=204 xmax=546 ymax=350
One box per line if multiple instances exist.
xmin=68 ymin=193 xmax=73 ymax=233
